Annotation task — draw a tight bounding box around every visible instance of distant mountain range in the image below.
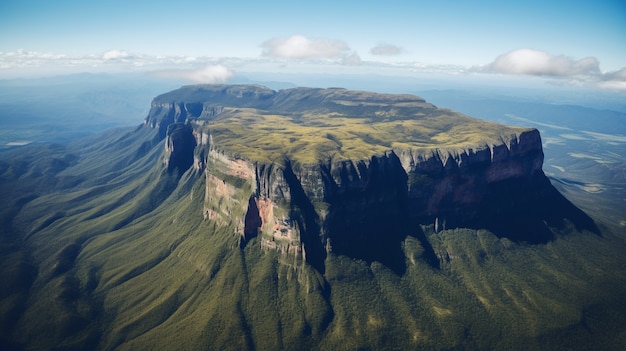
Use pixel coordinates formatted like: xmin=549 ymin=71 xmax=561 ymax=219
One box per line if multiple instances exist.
xmin=0 ymin=84 xmax=624 ymax=350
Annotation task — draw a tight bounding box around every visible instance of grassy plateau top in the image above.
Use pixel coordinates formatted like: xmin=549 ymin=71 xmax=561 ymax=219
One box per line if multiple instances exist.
xmin=151 ymin=85 xmax=532 ymax=164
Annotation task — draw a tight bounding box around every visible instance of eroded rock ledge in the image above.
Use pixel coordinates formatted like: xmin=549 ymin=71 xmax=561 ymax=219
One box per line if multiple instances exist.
xmin=146 ymin=84 xmax=594 ymax=273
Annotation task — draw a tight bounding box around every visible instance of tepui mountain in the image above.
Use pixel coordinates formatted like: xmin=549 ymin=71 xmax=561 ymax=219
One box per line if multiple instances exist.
xmin=147 ymin=85 xmax=595 ymax=272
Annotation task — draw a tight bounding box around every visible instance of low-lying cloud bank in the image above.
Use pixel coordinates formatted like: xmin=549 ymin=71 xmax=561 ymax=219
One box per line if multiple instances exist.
xmin=0 ymin=49 xmax=217 ymax=74
xmin=1 ymin=47 xmax=624 ymax=90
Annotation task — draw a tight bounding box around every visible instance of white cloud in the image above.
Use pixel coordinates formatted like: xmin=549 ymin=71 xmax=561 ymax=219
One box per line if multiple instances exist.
xmin=102 ymin=49 xmax=130 ymax=60
xmin=0 ymin=49 xmax=235 ymax=78
xmin=261 ymin=35 xmax=360 ymax=64
xmin=152 ymin=65 xmax=234 ymax=83
xmin=185 ymin=65 xmax=234 ymax=83
xmin=0 ymin=49 xmax=67 ymax=70
xmin=485 ymin=49 xmax=626 ymax=90
xmin=598 ymin=68 xmax=626 ymax=90
xmin=602 ymin=68 xmax=626 ymax=81
xmin=1 ymin=47 xmax=624 ymax=91
xmin=0 ymin=49 xmax=134 ymax=71
xmin=370 ymin=43 xmax=403 ymax=56
xmin=488 ymin=49 xmax=600 ymax=76
xmin=341 ymin=52 xmax=362 ymax=65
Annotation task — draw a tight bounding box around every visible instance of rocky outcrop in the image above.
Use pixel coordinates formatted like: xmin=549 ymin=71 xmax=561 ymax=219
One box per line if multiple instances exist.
xmin=145 ymin=84 xmax=596 ymax=273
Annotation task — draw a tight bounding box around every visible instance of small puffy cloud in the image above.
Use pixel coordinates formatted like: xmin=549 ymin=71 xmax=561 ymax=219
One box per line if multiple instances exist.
xmin=261 ymin=34 xmax=359 ymax=63
xmin=488 ymin=49 xmax=600 ymax=76
xmin=370 ymin=43 xmax=403 ymax=56
xmin=188 ymin=65 xmax=234 ymax=83
xmin=102 ymin=49 xmax=130 ymax=60
xmin=486 ymin=48 xmax=626 ymax=90
xmin=153 ymin=65 xmax=234 ymax=83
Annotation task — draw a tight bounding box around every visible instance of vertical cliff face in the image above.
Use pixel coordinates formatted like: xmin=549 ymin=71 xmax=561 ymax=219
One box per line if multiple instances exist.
xmin=144 ymin=85 xmax=597 ymax=273
xmin=397 ymin=129 xmax=577 ymax=243
xmin=163 ymin=123 xmax=196 ymax=174
xmin=145 ymin=102 xmax=202 ymax=139
xmin=400 ymin=129 xmax=544 ymax=223
xmin=195 ymin=129 xmax=569 ymax=273
xmin=321 ymin=153 xmax=410 ymax=273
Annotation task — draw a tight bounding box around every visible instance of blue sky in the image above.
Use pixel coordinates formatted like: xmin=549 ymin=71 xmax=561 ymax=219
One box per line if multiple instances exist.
xmin=1 ymin=0 xmax=625 ymax=89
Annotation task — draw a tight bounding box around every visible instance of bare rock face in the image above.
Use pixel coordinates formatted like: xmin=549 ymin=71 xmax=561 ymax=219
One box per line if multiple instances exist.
xmin=163 ymin=123 xmax=196 ymax=174
xmin=400 ymin=129 xmax=544 ymax=223
xmin=321 ymin=152 xmax=411 ymax=272
xmin=145 ymin=84 xmax=596 ymax=273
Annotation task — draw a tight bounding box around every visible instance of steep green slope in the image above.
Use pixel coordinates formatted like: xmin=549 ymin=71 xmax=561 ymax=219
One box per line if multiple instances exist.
xmin=0 ymin=85 xmax=625 ymax=350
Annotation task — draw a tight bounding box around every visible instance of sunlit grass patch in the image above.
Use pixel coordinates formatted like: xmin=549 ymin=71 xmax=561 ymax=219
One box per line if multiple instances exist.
xmin=203 ymin=107 xmax=529 ymax=166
